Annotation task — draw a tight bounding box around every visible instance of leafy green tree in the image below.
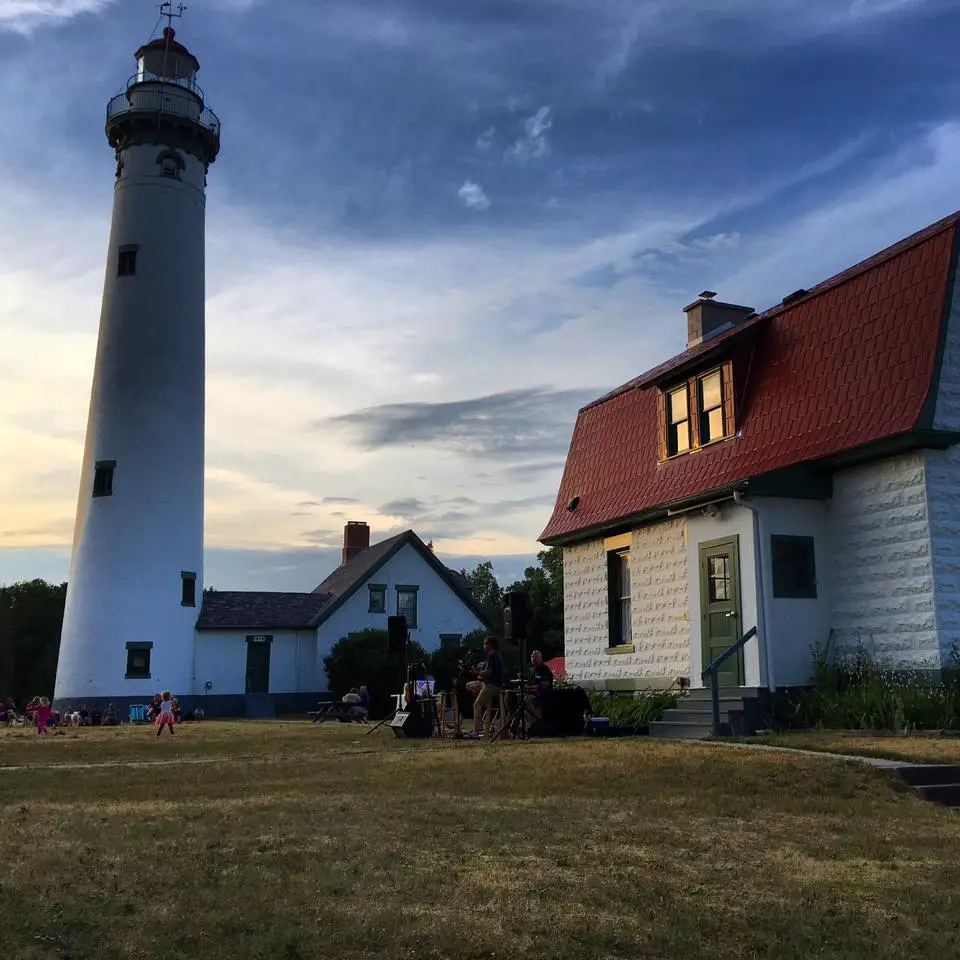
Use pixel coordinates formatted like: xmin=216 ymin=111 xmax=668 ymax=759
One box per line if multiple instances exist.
xmin=504 ymin=546 xmax=564 ymax=660
xmin=323 ymin=628 xmax=428 ymax=719
xmin=0 ymin=579 xmax=67 ymax=706
xmin=461 ymin=560 xmax=504 ymax=634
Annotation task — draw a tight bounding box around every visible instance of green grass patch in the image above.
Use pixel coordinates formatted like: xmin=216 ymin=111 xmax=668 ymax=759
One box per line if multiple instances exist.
xmin=3 ymin=722 xmax=960 ymax=958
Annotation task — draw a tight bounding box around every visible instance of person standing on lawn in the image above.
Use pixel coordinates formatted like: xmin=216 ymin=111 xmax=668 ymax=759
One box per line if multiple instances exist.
xmin=30 ymin=697 xmax=53 ymax=734
xmin=155 ymin=691 xmax=176 ymax=738
xmin=466 ymin=636 xmax=505 ymax=738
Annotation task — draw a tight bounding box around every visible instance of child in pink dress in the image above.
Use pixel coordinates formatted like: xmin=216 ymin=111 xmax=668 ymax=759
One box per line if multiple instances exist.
xmin=31 ymin=697 xmax=52 ymax=734
xmin=155 ymin=691 xmax=176 ymax=737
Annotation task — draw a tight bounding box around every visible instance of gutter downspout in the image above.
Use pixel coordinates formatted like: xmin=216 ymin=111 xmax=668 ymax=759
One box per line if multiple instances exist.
xmin=733 ymin=491 xmax=774 ymax=690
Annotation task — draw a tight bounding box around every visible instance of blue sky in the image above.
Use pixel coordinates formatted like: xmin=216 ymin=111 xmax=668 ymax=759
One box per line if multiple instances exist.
xmin=2 ymin=0 xmax=960 ymax=591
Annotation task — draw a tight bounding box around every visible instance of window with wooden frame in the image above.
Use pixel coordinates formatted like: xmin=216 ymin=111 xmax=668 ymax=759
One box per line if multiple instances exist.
xmin=607 ymin=549 xmax=632 ymax=648
xmin=666 ymin=385 xmax=691 ymax=457
xmin=396 ymin=586 xmax=418 ymax=629
xmin=658 ymin=362 xmax=735 ymax=460
xmin=368 ymin=584 xmax=386 ymax=613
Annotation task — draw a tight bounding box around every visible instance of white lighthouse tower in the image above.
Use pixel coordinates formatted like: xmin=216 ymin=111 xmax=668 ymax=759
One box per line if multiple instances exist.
xmin=55 ymin=8 xmax=220 ymax=709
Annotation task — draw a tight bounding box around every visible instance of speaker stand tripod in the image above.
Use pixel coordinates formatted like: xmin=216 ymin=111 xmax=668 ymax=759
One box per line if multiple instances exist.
xmin=366 ymin=630 xmax=409 ymax=736
xmin=490 ymin=634 xmax=529 ymax=743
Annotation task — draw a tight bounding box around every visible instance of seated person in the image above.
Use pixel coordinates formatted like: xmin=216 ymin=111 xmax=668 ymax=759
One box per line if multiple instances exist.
xmin=524 ymin=650 xmax=554 ymax=721
xmin=339 ymin=688 xmax=366 ymax=722
xmin=172 ymin=698 xmax=182 ymax=723
xmin=466 ymin=636 xmax=505 ymax=738
xmin=90 ymin=703 xmax=102 ymax=726
xmin=102 ymin=703 xmax=120 ymax=726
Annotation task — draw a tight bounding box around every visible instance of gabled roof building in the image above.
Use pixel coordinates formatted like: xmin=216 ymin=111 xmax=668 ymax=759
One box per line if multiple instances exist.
xmin=541 ymin=211 xmax=960 ymax=693
xmin=67 ymin=522 xmax=489 ymax=719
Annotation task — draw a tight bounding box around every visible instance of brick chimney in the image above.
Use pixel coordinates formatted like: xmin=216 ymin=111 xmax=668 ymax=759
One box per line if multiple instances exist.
xmin=342 ymin=521 xmax=370 ymax=565
xmin=684 ymin=291 xmax=755 ymax=349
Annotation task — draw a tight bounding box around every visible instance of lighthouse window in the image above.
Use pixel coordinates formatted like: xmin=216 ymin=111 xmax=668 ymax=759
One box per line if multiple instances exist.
xmin=181 ymin=571 xmax=197 ymax=607
xmin=157 ymin=149 xmax=185 ymax=180
xmin=92 ymin=461 xmax=115 ymax=498
xmin=125 ymin=642 xmax=152 ymax=680
xmin=117 ymin=246 xmax=138 ymax=277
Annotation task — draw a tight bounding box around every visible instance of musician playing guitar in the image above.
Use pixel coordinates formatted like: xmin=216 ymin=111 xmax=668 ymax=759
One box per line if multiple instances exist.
xmin=465 ymin=636 xmax=505 ymax=738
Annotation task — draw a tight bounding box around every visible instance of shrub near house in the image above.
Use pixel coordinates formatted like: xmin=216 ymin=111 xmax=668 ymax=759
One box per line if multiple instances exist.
xmin=781 ymin=646 xmax=960 ymax=732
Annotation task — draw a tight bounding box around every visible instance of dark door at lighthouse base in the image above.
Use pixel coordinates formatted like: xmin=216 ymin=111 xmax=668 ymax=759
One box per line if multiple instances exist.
xmin=245 ymin=636 xmax=272 ymax=695
xmin=699 ymin=538 xmax=743 ymax=687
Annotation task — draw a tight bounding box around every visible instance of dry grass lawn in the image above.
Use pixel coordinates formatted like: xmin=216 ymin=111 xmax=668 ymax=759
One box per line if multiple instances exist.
xmin=2 ymin=721 xmax=960 ymax=960
xmin=747 ymin=731 xmax=960 ymax=766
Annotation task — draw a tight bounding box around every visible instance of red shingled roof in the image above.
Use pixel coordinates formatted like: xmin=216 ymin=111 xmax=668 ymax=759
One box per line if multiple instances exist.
xmin=540 ymin=211 xmax=960 ymax=544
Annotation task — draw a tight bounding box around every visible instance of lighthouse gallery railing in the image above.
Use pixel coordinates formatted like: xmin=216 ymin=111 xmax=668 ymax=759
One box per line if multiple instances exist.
xmin=106 ymin=77 xmax=220 ymax=137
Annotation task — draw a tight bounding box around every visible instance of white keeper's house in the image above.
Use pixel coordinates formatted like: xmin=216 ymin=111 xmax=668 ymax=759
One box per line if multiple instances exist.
xmin=192 ymin=522 xmax=488 ymax=717
xmin=540 ymin=211 xmax=960 ymax=694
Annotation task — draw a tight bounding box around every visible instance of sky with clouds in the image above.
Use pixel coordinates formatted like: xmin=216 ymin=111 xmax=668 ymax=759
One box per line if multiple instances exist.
xmin=2 ymin=0 xmax=960 ymax=591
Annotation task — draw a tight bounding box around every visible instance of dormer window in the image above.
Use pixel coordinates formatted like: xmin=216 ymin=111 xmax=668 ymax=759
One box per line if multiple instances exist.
xmin=698 ymin=370 xmax=724 ymax=444
xmin=666 ymin=385 xmax=691 ymax=456
xmin=660 ymin=362 xmax=734 ymax=460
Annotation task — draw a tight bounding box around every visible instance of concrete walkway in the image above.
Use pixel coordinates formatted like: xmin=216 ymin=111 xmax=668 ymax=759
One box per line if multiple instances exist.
xmin=686 ymin=737 xmax=906 ymax=768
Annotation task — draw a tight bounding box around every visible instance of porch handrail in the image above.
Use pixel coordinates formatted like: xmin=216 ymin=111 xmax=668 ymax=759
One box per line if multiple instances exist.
xmin=700 ymin=625 xmax=757 ymax=737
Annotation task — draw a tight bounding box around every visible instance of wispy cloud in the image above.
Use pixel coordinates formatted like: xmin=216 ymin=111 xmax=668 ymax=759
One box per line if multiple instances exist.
xmin=0 ymin=0 xmax=111 ymax=32
xmin=475 ymin=126 xmax=496 ymax=151
xmin=505 ymin=106 xmax=553 ymax=163
xmin=321 ymin=387 xmax=602 ymax=460
xmin=458 ymin=179 xmax=491 ymax=210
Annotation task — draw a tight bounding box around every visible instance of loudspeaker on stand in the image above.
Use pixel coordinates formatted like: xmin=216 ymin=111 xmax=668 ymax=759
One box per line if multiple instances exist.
xmin=387 ymin=615 xmax=407 ymax=653
xmin=503 ymin=591 xmax=529 ymax=641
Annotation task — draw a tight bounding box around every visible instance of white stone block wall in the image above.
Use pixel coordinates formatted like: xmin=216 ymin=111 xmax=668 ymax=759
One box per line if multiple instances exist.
xmin=924 ymin=445 xmax=960 ymax=668
xmin=630 ymin=520 xmax=690 ymax=678
xmin=562 ymin=540 xmax=608 ymax=681
xmin=562 ymin=520 xmax=689 ymax=683
xmin=829 ymin=452 xmax=940 ymax=668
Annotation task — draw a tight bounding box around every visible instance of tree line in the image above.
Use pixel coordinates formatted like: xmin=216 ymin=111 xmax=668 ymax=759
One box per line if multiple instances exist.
xmin=0 ymin=579 xmax=67 ymax=706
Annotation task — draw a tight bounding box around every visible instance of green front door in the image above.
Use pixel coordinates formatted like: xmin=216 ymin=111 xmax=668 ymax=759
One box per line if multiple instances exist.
xmin=245 ymin=636 xmax=272 ymax=694
xmin=699 ymin=538 xmax=743 ymax=687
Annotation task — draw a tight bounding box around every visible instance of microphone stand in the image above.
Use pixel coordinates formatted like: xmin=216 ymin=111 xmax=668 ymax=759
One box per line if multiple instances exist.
xmin=491 ymin=632 xmax=529 ymax=742
xmin=366 ymin=630 xmax=409 ymax=736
